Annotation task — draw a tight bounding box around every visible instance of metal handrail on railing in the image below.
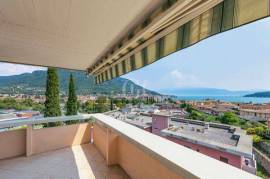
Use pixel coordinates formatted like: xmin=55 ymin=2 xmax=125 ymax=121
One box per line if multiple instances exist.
xmin=0 ymin=114 xmax=93 ymax=129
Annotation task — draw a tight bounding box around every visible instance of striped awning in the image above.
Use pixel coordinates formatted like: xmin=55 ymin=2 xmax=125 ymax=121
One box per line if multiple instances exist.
xmin=91 ymin=0 xmax=270 ymax=84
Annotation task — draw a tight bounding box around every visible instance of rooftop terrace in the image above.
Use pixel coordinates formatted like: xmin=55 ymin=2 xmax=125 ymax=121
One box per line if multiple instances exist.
xmin=163 ymin=119 xmax=253 ymax=158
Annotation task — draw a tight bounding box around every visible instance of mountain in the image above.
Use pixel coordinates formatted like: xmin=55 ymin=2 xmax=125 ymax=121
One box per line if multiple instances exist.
xmin=158 ymin=87 xmax=256 ymax=96
xmin=0 ymin=69 xmax=160 ymax=96
xmin=244 ymin=91 xmax=270 ymax=98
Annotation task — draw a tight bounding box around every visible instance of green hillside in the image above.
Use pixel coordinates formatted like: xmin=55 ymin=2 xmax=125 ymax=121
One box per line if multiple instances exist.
xmin=244 ymin=91 xmax=270 ymax=98
xmin=0 ymin=69 xmax=159 ymax=96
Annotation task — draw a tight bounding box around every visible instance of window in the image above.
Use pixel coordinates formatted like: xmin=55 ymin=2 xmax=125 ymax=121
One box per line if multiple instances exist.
xmin=220 ymin=156 xmax=228 ymax=163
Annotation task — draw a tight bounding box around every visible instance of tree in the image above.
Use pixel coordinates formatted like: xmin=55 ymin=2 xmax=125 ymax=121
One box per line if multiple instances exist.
xmin=21 ymin=98 xmax=34 ymax=107
xmin=96 ymin=96 xmax=108 ymax=113
xmin=66 ymin=74 xmax=78 ymax=116
xmin=185 ymin=104 xmax=193 ymax=113
xmin=218 ymin=112 xmax=239 ymax=124
xmin=253 ymin=135 xmax=261 ymax=144
xmin=246 ymin=128 xmax=256 ymax=135
xmin=44 ymin=68 xmax=61 ymax=126
xmin=180 ymin=103 xmax=187 ymax=109
xmin=83 ymin=100 xmax=95 ymax=113
xmin=110 ymin=98 xmax=114 ymax=110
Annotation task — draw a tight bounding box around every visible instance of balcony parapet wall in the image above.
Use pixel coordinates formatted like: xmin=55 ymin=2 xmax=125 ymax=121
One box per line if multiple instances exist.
xmin=0 ymin=114 xmax=93 ymax=159
xmin=0 ymin=114 xmax=261 ymax=179
xmin=91 ymin=114 xmax=261 ymax=179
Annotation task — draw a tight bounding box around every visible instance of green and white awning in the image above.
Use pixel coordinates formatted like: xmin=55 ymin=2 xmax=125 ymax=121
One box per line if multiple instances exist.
xmin=92 ymin=0 xmax=270 ymax=84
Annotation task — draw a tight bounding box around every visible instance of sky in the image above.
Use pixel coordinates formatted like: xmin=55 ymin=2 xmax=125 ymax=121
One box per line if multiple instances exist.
xmin=0 ymin=17 xmax=270 ymax=92
xmin=0 ymin=63 xmax=45 ymax=76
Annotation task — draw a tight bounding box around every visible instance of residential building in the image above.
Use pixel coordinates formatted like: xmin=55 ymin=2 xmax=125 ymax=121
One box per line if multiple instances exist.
xmin=239 ymin=109 xmax=270 ymax=122
xmin=108 ymin=111 xmax=152 ymax=132
xmin=239 ymin=104 xmax=270 ymax=121
xmin=192 ymin=101 xmax=238 ymax=116
xmin=151 ymin=111 xmax=171 ymax=136
xmin=108 ymin=109 xmax=256 ymax=174
xmin=161 ymin=119 xmax=256 ymax=174
xmin=240 ymin=104 xmax=270 ymax=110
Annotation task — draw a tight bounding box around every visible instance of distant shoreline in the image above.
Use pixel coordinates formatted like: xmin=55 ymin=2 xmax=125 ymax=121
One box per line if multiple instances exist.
xmin=176 ymin=95 xmax=270 ymax=104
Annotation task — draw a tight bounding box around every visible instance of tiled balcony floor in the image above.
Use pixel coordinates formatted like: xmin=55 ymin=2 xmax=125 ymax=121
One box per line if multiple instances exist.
xmin=0 ymin=144 xmax=130 ymax=179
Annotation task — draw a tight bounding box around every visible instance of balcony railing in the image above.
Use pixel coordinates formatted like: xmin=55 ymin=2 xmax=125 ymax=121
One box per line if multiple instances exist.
xmin=0 ymin=114 xmax=261 ymax=179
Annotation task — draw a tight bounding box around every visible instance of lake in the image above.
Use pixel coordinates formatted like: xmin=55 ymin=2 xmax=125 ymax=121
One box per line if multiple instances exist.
xmin=176 ymin=96 xmax=270 ymax=104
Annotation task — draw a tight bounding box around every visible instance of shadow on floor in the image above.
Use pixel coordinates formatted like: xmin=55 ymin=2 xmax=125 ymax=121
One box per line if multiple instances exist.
xmin=0 ymin=144 xmax=130 ymax=179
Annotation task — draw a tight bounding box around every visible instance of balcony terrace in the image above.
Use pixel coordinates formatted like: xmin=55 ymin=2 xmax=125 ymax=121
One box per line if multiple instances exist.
xmin=0 ymin=114 xmax=261 ymax=179
xmin=0 ymin=144 xmax=129 ymax=179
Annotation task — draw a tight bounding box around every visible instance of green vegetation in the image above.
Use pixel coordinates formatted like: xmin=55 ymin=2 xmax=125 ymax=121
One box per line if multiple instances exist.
xmin=180 ymin=103 xmax=266 ymax=131
xmin=180 ymin=103 xmax=192 ymax=113
xmin=81 ymin=96 xmax=109 ymax=113
xmin=254 ymin=139 xmax=270 ymax=159
xmin=95 ymin=96 xmax=109 ymax=113
xmin=44 ymin=68 xmax=61 ymax=126
xmin=81 ymin=100 xmax=96 ymax=113
xmin=219 ymin=112 xmax=238 ymax=124
xmin=0 ymin=98 xmax=44 ymax=112
xmin=256 ymin=162 xmax=270 ymax=179
xmin=253 ymin=135 xmax=262 ymax=144
xmin=246 ymin=125 xmax=270 ymax=145
xmin=66 ymin=74 xmax=78 ymax=116
xmin=80 ymin=97 xmax=158 ymax=114
xmin=131 ymin=98 xmax=141 ymax=105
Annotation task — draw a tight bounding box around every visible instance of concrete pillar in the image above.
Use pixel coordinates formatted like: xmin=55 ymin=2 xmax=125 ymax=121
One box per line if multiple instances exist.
xmin=106 ymin=128 xmax=118 ymax=166
xmin=26 ymin=124 xmax=33 ymax=157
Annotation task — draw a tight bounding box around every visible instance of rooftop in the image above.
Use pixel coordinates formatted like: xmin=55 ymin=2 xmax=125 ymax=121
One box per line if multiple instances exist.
xmin=152 ymin=111 xmax=173 ymax=117
xmin=107 ymin=111 xmax=152 ymax=129
xmin=162 ymin=119 xmax=253 ymax=158
xmin=240 ymin=108 xmax=270 ymax=114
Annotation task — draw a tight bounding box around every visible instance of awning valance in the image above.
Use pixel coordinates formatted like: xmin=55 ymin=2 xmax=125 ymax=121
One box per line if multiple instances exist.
xmin=91 ymin=0 xmax=270 ymax=84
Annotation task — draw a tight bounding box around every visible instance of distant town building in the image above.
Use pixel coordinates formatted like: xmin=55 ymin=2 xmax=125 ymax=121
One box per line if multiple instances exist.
xmin=239 ymin=109 xmax=270 ymax=122
xmin=239 ymin=104 xmax=270 ymax=121
xmin=190 ymin=100 xmax=238 ymax=116
xmin=240 ymin=104 xmax=270 ymax=110
xmin=156 ymin=103 xmax=182 ymax=110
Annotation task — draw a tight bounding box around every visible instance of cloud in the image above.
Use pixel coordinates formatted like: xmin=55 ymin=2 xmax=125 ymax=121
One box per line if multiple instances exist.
xmin=170 ymin=70 xmax=183 ymax=80
xmin=168 ymin=69 xmax=201 ymax=88
xmin=0 ymin=62 xmax=46 ymax=76
xmin=124 ymin=68 xmax=204 ymax=91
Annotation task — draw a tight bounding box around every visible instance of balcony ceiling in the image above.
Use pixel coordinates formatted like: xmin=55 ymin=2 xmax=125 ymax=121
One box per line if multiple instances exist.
xmin=0 ymin=0 xmax=164 ymax=70
xmin=1 ymin=0 xmax=269 ymax=84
